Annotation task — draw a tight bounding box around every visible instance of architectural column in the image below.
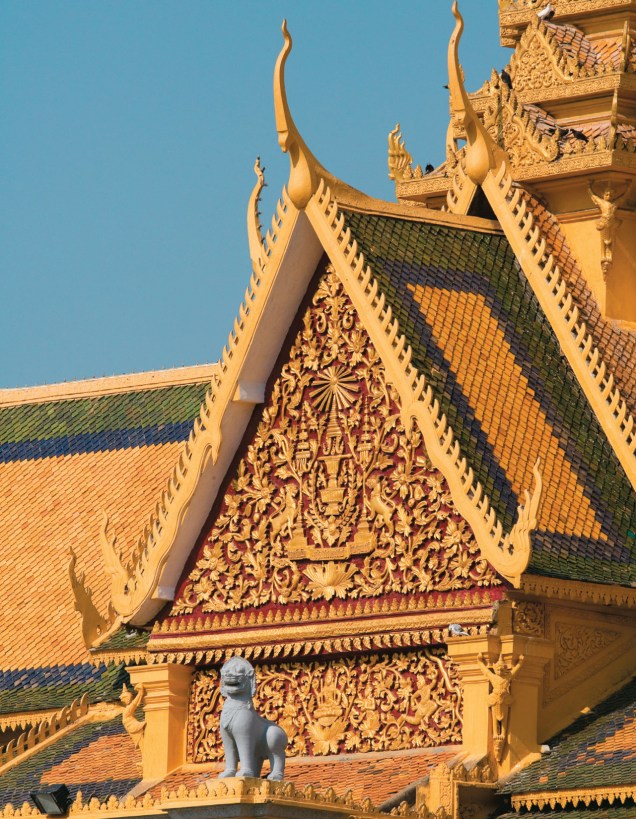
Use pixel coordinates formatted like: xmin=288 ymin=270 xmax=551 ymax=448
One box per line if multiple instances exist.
xmin=447 ymin=634 xmax=496 ymax=759
xmin=447 ymin=631 xmax=553 ymax=775
xmin=127 ymin=662 xmax=194 ymax=781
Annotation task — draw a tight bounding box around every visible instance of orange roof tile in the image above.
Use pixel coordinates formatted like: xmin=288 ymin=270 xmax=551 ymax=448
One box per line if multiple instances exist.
xmin=145 ymin=747 xmax=463 ymax=807
xmin=0 ymin=367 xmax=213 ymax=673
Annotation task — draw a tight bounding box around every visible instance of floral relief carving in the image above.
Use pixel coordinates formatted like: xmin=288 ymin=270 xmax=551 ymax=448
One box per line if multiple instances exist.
xmin=513 ymin=34 xmax=563 ymax=92
xmin=512 ymin=600 xmax=544 ymax=636
xmin=554 ymin=623 xmax=619 ymax=679
xmin=188 ymin=649 xmax=462 ymax=762
xmin=482 ymin=81 xmax=559 ymax=168
xmin=170 ymin=267 xmax=499 ymax=616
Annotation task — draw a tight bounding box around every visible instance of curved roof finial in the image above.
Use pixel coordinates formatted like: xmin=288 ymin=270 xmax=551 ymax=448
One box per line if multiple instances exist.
xmin=247 ymin=157 xmax=266 ymax=273
xmin=274 ymin=20 xmax=322 ymax=209
xmin=448 ymin=1 xmax=508 ymax=184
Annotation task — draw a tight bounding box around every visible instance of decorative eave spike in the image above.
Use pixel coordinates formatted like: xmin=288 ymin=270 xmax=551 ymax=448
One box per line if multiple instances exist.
xmin=247 ymin=156 xmax=266 ymax=274
xmin=448 ymin=1 xmax=509 ymax=185
xmin=274 ymin=20 xmax=322 ymax=209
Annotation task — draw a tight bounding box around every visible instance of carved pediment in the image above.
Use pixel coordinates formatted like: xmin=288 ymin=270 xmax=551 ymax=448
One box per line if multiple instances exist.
xmin=167 ymin=266 xmax=501 ymax=624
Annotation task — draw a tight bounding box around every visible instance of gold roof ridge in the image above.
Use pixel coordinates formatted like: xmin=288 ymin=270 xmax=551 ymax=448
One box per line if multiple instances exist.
xmin=0 ymin=363 xmax=218 ymax=408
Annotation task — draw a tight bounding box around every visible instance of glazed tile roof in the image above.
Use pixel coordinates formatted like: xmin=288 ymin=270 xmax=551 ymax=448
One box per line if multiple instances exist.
xmin=0 ymin=715 xmax=141 ymax=809
xmin=342 ymin=209 xmax=636 ymax=585
xmin=0 ymin=663 xmax=127 ymax=715
xmin=500 ymin=679 xmax=636 ymax=795
xmin=144 ymin=747 xmax=463 ymax=807
xmin=0 ymin=368 xmax=212 ymax=678
xmin=544 ymin=22 xmax=611 ymax=71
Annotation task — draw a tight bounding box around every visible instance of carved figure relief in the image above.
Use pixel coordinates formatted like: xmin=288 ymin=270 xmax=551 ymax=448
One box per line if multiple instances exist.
xmin=120 ymin=683 xmax=145 ymax=751
xmin=477 ymin=653 xmax=524 ymax=762
xmin=588 ymin=182 xmax=629 ymax=278
xmin=171 ymin=268 xmax=499 ymax=617
xmin=188 ymin=650 xmax=462 ymax=762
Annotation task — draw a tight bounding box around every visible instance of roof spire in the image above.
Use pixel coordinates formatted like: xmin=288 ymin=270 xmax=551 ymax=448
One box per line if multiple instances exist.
xmin=448 ymin=1 xmax=508 ymax=185
xmin=274 ymin=20 xmax=322 ymax=209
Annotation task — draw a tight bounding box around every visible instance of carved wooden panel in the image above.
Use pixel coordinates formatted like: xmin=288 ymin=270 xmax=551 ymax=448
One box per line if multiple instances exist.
xmin=187 ymin=649 xmax=462 ymax=761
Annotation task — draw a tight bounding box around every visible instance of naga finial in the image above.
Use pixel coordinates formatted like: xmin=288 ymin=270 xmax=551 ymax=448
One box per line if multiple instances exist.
xmin=447 ymin=1 xmax=508 ymax=185
xmin=274 ymin=20 xmax=322 ymax=209
xmin=388 ymin=124 xmax=413 ymax=182
xmin=247 ymin=156 xmax=267 ymax=274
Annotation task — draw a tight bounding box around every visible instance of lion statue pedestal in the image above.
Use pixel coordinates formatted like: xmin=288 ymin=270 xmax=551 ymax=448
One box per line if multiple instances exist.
xmin=218 ymin=656 xmax=288 ymax=781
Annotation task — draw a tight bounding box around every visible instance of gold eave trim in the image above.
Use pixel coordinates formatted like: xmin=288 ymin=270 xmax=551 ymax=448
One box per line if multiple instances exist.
xmin=0 ymin=776 xmax=423 ymax=819
xmin=520 ymin=574 xmax=636 ymax=607
xmin=511 ymin=784 xmax=636 ymax=811
xmin=148 ymin=607 xmax=492 ymax=653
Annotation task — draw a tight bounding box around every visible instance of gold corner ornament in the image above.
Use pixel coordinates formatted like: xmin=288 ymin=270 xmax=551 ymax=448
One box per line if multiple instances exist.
xmin=448 ymin=1 xmax=509 ymax=186
xmin=68 ymin=547 xmax=119 ymax=648
xmin=274 ymin=21 xmax=322 ymax=209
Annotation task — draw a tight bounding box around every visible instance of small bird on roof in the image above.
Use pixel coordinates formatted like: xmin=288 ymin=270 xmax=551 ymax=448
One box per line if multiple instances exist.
xmin=448 ymin=623 xmax=470 ymax=637
xmin=425 ymin=163 xmax=435 ymax=174
xmin=537 ymin=3 xmax=555 ymax=21
xmin=501 ymin=69 xmax=513 ymax=89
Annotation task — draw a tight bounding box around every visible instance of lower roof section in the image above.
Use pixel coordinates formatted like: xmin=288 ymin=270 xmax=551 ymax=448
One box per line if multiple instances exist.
xmin=141 ymin=746 xmax=464 ymax=808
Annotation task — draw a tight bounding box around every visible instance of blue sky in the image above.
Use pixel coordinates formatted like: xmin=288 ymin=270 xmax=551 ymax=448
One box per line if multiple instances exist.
xmin=1 ymin=2 xmax=509 ymax=388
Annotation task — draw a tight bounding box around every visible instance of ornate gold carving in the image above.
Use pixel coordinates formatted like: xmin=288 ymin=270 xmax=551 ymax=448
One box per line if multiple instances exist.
xmin=512 ymin=600 xmax=544 ymax=636
xmin=521 ymin=574 xmax=636 ymax=607
xmin=418 ymin=759 xmax=496 ymax=819
xmin=171 ymin=267 xmax=498 ymax=617
xmin=554 ymin=622 xmax=619 ymax=678
xmin=120 ymin=683 xmax=146 ymax=751
xmin=512 ymin=784 xmax=636 ymax=813
xmin=482 ymin=74 xmax=559 ymax=168
xmin=388 ymin=124 xmax=414 ymax=182
xmin=588 ymin=180 xmax=629 ymax=278
xmin=477 ymin=652 xmax=524 ymax=761
xmin=188 ymin=650 xmax=462 ymax=762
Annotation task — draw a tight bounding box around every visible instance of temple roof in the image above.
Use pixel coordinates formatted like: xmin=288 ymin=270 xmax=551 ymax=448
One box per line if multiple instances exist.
xmin=0 ymin=365 xmax=214 ymax=674
xmin=341 ymin=206 xmax=636 ymax=585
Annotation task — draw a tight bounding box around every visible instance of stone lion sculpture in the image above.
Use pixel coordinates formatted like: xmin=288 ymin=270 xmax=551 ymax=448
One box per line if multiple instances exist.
xmin=218 ymin=656 xmax=288 ymax=780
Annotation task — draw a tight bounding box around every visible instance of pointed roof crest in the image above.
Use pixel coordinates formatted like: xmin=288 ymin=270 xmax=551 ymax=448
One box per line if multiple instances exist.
xmin=274 ymin=20 xmax=324 ymax=209
xmin=448 ymin=1 xmax=509 ymax=185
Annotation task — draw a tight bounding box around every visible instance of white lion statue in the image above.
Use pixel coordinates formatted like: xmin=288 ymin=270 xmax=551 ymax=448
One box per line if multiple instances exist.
xmin=218 ymin=656 xmax=288 ymax=780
